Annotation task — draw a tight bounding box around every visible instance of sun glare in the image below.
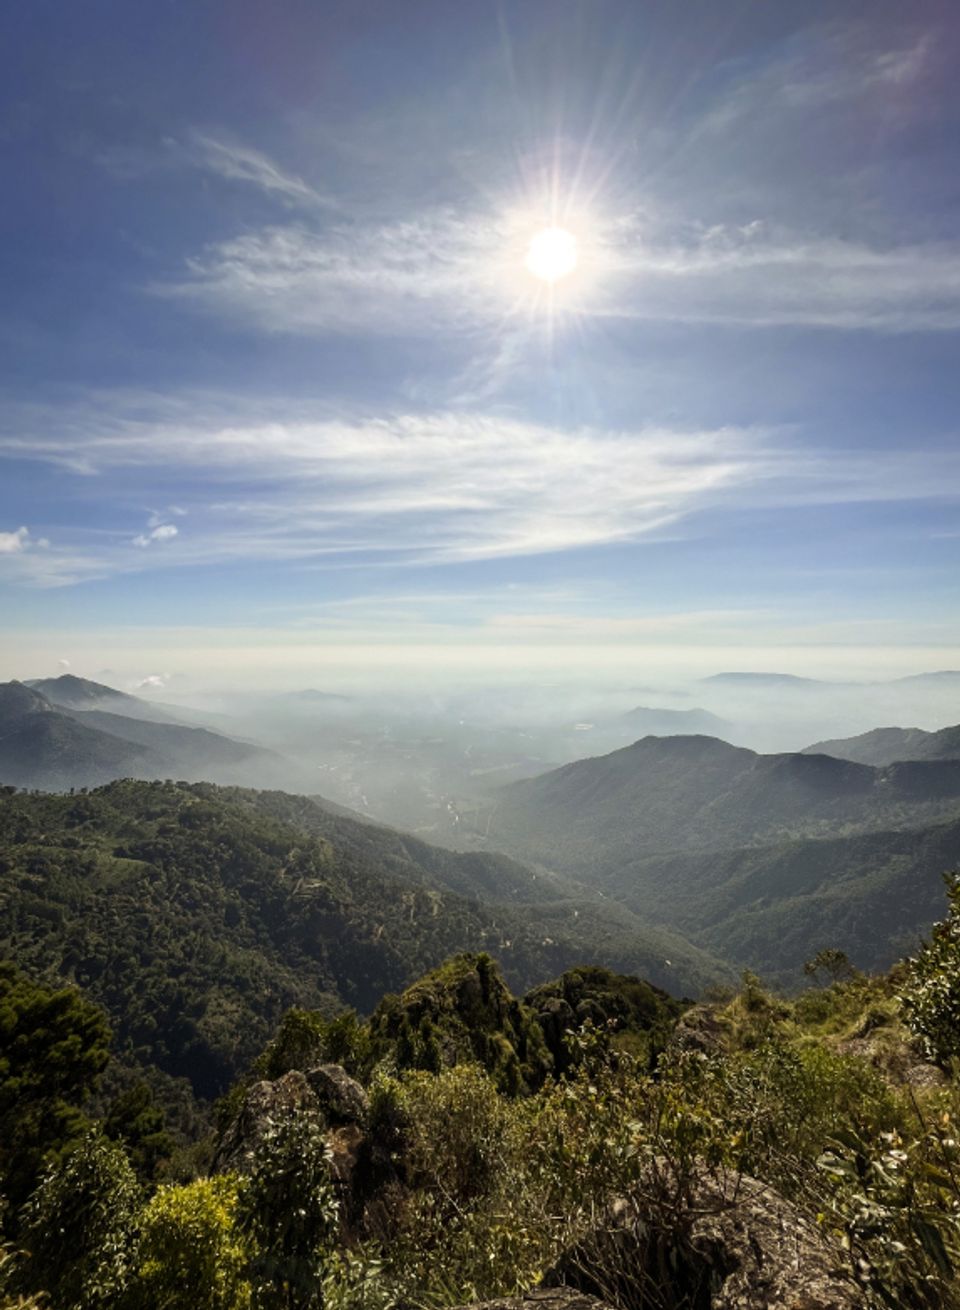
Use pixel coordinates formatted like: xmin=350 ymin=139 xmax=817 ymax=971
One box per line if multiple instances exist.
xmin=525 ymin=226 xmax=579 ymax=283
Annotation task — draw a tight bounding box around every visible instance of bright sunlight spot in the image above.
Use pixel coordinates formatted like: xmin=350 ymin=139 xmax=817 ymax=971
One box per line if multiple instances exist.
xmin=525 ymin=226 xmax=579 ymax=282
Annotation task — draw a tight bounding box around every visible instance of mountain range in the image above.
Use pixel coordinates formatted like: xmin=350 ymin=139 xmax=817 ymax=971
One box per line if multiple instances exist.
xmin=5 ymin=671 xmax=960 ymax=997
xmin=0 ymin=676 xmax=312 ymax=792
xmin=461 ymin=732 xmax=960 ymax=983
xmin=803 ymin=723 xmax=960 ymax=767
xmin=482 ymin=733 xmax=960 ymax=865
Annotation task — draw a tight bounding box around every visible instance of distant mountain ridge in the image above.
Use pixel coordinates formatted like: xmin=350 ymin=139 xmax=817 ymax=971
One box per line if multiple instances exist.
xmin=703 ymin=671 xmax=824 ymax=686
xmin=0 ymin=681 xmax=163 ymax=789
xmin=0 ymin=677 xmax=312 ymax=792
xmin=703 ymin=669 xmax=960 ymax=687
xmin=618 ymin=705 xmax=732 ymax=736
xmin=26 ymin=674 xmax=183 ymax=724
xmin=803 ymin=724 xmax=960 ymax=767
xmin=442 ymin=732 xmax=960 ymax=982
xmin=483 ymin=734 xmax=960 ymax=868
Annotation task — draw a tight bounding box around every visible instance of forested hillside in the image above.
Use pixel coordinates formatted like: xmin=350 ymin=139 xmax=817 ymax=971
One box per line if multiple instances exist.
xmin=0 ymin=780 xmax=727 ymax=1101
xmin=466 ymin=734 xmax=960 ymax=981
xmin=6 ymin=928 xmax=960 ymax=1310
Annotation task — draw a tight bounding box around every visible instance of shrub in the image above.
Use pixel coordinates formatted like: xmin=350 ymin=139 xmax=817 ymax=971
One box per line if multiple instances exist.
xmin=236 ymin=1109 xmax=338 ymax=1310
xmin=898 ymin=872 xmax=960 ymax=1066
xmin=18 ymin=1131 xmax=140 ymax=1309
xmin=131 ymin=1174 xmax=251 ymax=1310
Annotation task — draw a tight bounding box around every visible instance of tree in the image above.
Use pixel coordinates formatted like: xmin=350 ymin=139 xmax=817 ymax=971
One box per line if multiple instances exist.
xmin=236 ymin=1110 xmax=338 ymax=1310
xmin=18 ymin=1131 xmax=141 ymax=1310
xmin=0 ymin=963 xmax=111 ymax=1215
xmin=898 ymin=870 xmax=960 ymax=1065
xmin=802 ymin=948 xmax=858 ymax=986
xmin=103 ymin=1082 xmax=173 ymax=1180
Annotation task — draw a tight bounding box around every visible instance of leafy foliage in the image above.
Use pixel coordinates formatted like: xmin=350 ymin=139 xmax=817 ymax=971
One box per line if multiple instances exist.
xmin=236 ymin=1110 xmax=339 ymax=1310
xmin=0 ymin=961 xmax=111 ymax=1213
xmin=370 ymin=954 xmax=551 ymax=1093
xmin=131 ymin=1174 xmax=251 ymax=1310
xmin=18 ymin=1131 xmax=141 ymax=1310
xmin=0 ymin=779 xmax=725 ymax=1104
xmin=899 ymin=871 xmax=960 ymax=1066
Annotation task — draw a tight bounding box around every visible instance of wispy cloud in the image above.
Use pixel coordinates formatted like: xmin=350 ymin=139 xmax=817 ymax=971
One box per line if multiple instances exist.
xmin=159 ymin=212 xmax=502 ymax=337
xmin=147 ymin=506 xmax=187 ymax=529
xmin=0 ymin=392 xmax=958 ymax=587
xmin=98 ymin=130 xmax=336 ymax=210
xmin=609 ymin=225 xmax=960 ymax=332
xmin=702 ymin=26 xmax=932 ymax=132
xmin=133 ymin=523 xmax=179 ymax=548
xmin=158 ymin=201 xmax=960 ymax=339
xmin=186 ymin=131 xmax=337 ymax=209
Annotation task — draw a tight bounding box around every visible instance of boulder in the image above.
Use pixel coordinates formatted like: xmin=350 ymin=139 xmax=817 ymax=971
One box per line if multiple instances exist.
xmin=546 ymin=1167 xmax=858 ymax=1309
xmin=670 ymin=1004 xmax=727 ymax=1057
xmin=213 ymin=1070 xmax=319 ymax=1172
xmin=305 ymin=1063 xmax=370 ymax=1125
xmin=533 ymin=997 xmax=576 ymax=1057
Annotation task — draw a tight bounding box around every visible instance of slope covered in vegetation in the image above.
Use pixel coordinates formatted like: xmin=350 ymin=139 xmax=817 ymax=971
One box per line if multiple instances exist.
xmin=0 ymin=780 xmax=727 ymax=1102
xmin=5 ymin=928 xmax=960 ymax=1310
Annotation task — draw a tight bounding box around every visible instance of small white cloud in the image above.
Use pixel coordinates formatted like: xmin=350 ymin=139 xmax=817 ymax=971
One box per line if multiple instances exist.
xmin=133 ymin=522 xmax=179 ymax=548
xmin=58 ymin=658 xmax=71 ymax=670
xmin=136 ymin=674 xmax=167 ymax=690
xmin=148 ymin=505 xmax=188 ymax=528
xmin=0 ymin=526 xmax=30 ymax=554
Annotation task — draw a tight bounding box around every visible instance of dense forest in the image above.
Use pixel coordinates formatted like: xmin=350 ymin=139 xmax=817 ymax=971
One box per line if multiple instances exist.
xmin=5 ymin=904 xmax=960 ymax=1309
xmin=4 ymin=781 xmax=960 ymax=1307
xmin=0 ymin=780 xmax=727 ymax=1106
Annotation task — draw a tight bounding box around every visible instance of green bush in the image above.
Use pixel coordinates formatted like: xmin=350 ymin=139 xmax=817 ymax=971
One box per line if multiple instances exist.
xmin=898 ymin=872 xmax=960 ymax=1066
xmin=131 ymin=1174 xmax=251 ymax=1310
xmin=0 ymin=962 xmax=111 ymax=1213
xmin=236 ymin=1109 xmax=338 ymax=1310
xmin=18 ymin=1131 xmax=141 ymax=1310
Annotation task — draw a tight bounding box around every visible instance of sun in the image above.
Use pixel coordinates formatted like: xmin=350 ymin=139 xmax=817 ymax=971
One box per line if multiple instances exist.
xmin=525 ymin=226 xmax=579 ymax=283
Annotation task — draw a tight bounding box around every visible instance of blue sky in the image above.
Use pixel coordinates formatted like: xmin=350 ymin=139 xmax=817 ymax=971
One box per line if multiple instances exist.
xmin=1 ymin=0 xmax=959 ymax=689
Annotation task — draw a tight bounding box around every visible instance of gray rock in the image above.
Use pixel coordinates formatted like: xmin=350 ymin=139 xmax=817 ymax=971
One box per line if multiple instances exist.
xmin=534 ymin=997 xmax=576 ymax=1054
xmin=546 ymin=1167 xmax=859 ymax=1309
xmin=213 ymin=1070 xmax=319 ymax=1172
xmin=305 ymin=1063 xmax=370 ymax=1126
xmin=671 ymin=1003 xmax=727 ymax=1057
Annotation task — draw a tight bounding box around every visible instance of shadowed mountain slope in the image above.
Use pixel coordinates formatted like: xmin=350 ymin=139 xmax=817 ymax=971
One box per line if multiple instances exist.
xmin=27 ymin=674 xmax=183 ymax=723
xmin=457 ymin=734 xmax=960 ymax=985
xmin=1 ymin=679 xmax=313 ymax=792
xmin=0 ymin=681 xmax=164 ymax=789
xmin=484 ymin=734 xmax=960 ymax=872
xmin=803 ymin=724 xmax=960 ymax=767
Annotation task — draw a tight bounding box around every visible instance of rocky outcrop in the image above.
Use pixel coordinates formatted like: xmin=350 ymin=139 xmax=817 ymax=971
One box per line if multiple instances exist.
xmin=213 ymin=1063 xmax=369 ymax=1174
xmin=545 ymin=1167 xmax=858 ymax=1309
xmin=670 ymin=1003 xmax=728 ymax=1057
xmin=213 ymin=1070 xmax=318 ymax=1172
xmin=306 ymin=1062 xmax=370 ymax=1126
